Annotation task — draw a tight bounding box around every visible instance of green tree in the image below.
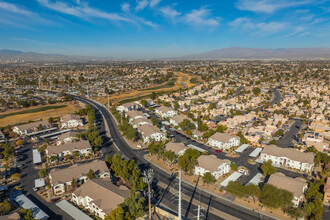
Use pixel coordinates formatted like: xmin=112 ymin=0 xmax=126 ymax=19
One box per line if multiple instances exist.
xmin=261 ymin=160 xmax=276 ymax=177
xmin=151 ymin=92 xmax=157 ymax=100
xmin=276 ymin=130 xmax=284 ymax=136
xmin=260 ymin=184 xmax=293 ymax=209
xmin=87 ymin=169 xmax=95 ymax=179
xmin=163 ymin=150 xmax=178 ymax=167
xmin=71 ymin=178 xmax=77 ymax=189
xmin=178 ymin=119 xmax=196 ymax=131
xmin=269 ymin=139 xmax=277 ymax=145
xmin=37 ymin=124 xmax=44 ymax=131
xmin=174 ymin=101 xmax=179 ymax=110
xmin=202 ymin=172 xmax=216 ymax=185
xmin=178 ymin=149 xmax=200 ymax=173
xmin=72 ymin=151 xmax=80 ymax=158
xmin=230 ymin=162 xmax=238 ymax=171
xmin=38 ymin=168 xmax=48 ymax=178
xmin=106 ymin=205 xmax=125 ymax=220
xmin=140 ymin=99 xmax=147 ymax=106
xmin=226 ymin=181 xmax=245 ymax=198
xmin=124 ymin=190 xmax=146 ymax=219
xmin=0 ymin=201 xmax=13 ymax=215
xmin=244 ymin=184 xmax=261 ymax=203
xmin=19 ymin=208 xmax=35 ymax=220
xmin=237 ymin=131 xmax=249 ymax=144
xmin=216 ymin=125 xmax=227 ymax=133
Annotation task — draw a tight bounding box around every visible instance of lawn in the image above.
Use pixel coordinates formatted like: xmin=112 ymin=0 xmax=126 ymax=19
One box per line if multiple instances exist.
xmin=0 ymin=105 xmax=67 ymax=120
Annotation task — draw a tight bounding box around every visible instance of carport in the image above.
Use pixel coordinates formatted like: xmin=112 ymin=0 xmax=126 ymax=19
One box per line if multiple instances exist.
xmin=235 ymin=144 xmax=249 ymax=153
xmin=249 ymin=147 xmax=263 ymax=157
xmin=220 ymin=172 xmax=242 ymax=187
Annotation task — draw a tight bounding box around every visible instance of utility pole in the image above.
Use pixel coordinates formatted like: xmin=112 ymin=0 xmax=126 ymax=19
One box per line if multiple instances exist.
xmin=197 ymin=205 xmax=200 ymax=220
xmin=107 ymin=92 xmax=110 ymax=109
xmin=178 ymin=169 xmax=182 ymax=220
xmin=143 ymin=169 xmax=153 ymax=220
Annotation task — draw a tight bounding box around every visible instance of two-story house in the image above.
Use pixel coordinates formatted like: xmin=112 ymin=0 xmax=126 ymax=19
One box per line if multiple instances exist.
xmin=207 ymin=133 xmax=240 ymax=150
xmin=268 ymin=172 xmax=308 ymax=207
xmin=194 ymin=155 xmax=231 ymax=179
xmin=60 ymin=114 xmax=84 ymax=128
xmin=49 ymin=160 xmax=109 ymax=195
xmin=46 ymin=140 xmax=92 ymax=160
xmin=260 ymin=144 xmax=314 ymax=173
xmin=72 ymin=178 xmax=129 ymax=219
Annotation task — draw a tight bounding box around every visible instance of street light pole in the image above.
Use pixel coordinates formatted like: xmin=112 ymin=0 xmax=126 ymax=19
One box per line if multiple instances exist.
xmin=178 ymin=169 xmax=182 ymax=220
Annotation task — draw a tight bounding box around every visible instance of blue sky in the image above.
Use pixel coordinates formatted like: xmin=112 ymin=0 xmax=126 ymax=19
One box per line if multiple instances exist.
xmin=0 ymin=0 xmax=330 ymax=58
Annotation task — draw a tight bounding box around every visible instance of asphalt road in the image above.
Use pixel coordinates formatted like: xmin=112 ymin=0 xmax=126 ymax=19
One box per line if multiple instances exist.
xmin=276 ymin=119 xmax=302 ymax=148
xmin=16 ymin=143 xmax=73 ymax=220
xmin=270 ymin=88 xmax=282 ymax=106
xmin=74 ymin=95 xmax=276 ymax=220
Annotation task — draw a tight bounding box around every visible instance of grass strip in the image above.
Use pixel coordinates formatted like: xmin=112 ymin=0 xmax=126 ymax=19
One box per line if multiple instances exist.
xmin=0 ymin=105 xmax=67 ymax=120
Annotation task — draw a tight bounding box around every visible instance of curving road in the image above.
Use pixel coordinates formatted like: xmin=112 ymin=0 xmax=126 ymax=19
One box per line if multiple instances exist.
xmin=73 ymin=95 xmax=276 ymax=220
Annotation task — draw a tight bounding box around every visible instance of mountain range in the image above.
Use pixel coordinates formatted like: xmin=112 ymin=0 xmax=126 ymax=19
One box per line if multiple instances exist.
xmin=0 ymin=49 xmax=110 ymax=63
xmin=181 ymin=47 xmax=330 ymax=60
xmin=1 ymin=47 xmax=330 ymax=62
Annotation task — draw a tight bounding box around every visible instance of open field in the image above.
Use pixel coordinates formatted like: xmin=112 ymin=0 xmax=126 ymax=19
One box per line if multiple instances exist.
xmin=0 ymin=102 xmax=81 ymax=126
xmin=97 ymin=72 xmax=196 ymax=105
xmin=0 ymin=105 xmax=67 ymax=120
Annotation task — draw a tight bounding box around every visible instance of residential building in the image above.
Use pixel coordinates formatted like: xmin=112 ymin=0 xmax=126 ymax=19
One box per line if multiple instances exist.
xmin=72 ymin=178 xmax=130 ymax=219
xmin=194 ymin=155 xmax=231 ymax=179
xmin=46 ymin=140 xmax=92 ymax=160
xmin=207 ymin=133 xmax=240 ymax=150
xmin=131 ymin=118 xmax=153 ymax=129
xmin=13 ymin=120 xmax=51 ymax=136
xmin=165 ymin=142 xmax=188 ymax=156
xmin=192 ymin=130 xmax=203 ymax=139
xmin=169 ymin=114 xmax=195 ymax=127
xmin=260 ymin=145 xmax=314 ymax=173
xmin=137 ymin=124 xmax=166 ymax=143
xmin=49 ymin=160 xmax=109 ymax=195
xmin=126 ymin=110 xmax=146 ymax=123
xmin=60 ymin=114 xmax=84 ymax=128
xmin=116 ymin=101 xmax=141 ymax=112
xmin=56 ymin=131 xmax=79 ymax=145
xmin=268 ymin=172 xmax=307 ymax=207
xmin=155 ymin=106 xmax=177 ymax=118
xmin=323 ymin=177 xmax=330 ymax=205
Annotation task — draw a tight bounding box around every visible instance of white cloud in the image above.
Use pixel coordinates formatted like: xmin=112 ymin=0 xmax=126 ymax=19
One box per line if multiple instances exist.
xmin=135 ymin=0 xmax=149 ymax=11
xmin=235 ymin=0 xmax=311 ymax=14
xmin=184 ymin=7 xmax=220 ymax=27
xmin=229 ymin=17 xmax=287 ymax=34
xmin=150 ymin=0 xmax=161 ymax=8
xmin=37 ymin=0 xmax=132 ymax=22
xmin=159 ymin=6 xmax=181 ymax=18
xmin=121 ymin=2 xmax=130 ymax=13
xmin=0 ymin=1 xmax=34 ymax=16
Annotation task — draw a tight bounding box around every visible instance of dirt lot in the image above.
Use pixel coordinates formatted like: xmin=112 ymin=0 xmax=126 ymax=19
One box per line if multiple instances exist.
xmin=0 ymin=102 xmax=82 ymax=126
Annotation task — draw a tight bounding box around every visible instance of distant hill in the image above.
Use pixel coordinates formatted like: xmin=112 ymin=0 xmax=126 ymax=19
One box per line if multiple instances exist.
xmin=0 ymin=49 xmax=113 ymax=63
xmin=181 ymin=47 xmax=330 ymax=60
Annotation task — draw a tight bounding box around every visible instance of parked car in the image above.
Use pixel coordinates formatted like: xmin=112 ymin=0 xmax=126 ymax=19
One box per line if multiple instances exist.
xmin=216 ymin=150 xmax=222 ymax=153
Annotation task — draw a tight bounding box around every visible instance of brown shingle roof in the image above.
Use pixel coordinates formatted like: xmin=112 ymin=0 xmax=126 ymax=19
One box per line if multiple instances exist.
xmin=268 ymin=172 xmax=307 ymax=198
xmin=126 ymin=110 xmax=145 ymax=119
xmin=50 ymin=160 xmax=108 ymax=185
xmin=165 ymin=142 xmax=188 ymax=154
xmin=47 ymin=140 xmax=91 ymax=155
xmin=157 ymin=106 xmax=174 ymax=113
xmin=196 ymin=155 xmax=231 ymax=172
xmin=61 ymin=114 xmax=81 ymax=122
xmin=15 ymin=120 xmax=50 ymax=131
xmin=209 ymin=132 xmax=240 ymax=143
xmin=73 ymin=178 xmax=129 ymax=214
xmin=262 ymin=145 xmax=314 ymax=164
xmin=57 ymin=131 xmax=79 ymax=141
xmin=137 ymin=124 xmax=162 ymax=137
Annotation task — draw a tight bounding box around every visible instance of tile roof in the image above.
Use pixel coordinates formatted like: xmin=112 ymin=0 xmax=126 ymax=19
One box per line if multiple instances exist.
xmin=47 ymin=140 xmax=91 ymax=155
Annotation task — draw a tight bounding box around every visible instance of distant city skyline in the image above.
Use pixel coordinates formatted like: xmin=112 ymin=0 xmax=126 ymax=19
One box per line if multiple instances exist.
xmin=1 ymin=0 xmax=330 ymax=58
